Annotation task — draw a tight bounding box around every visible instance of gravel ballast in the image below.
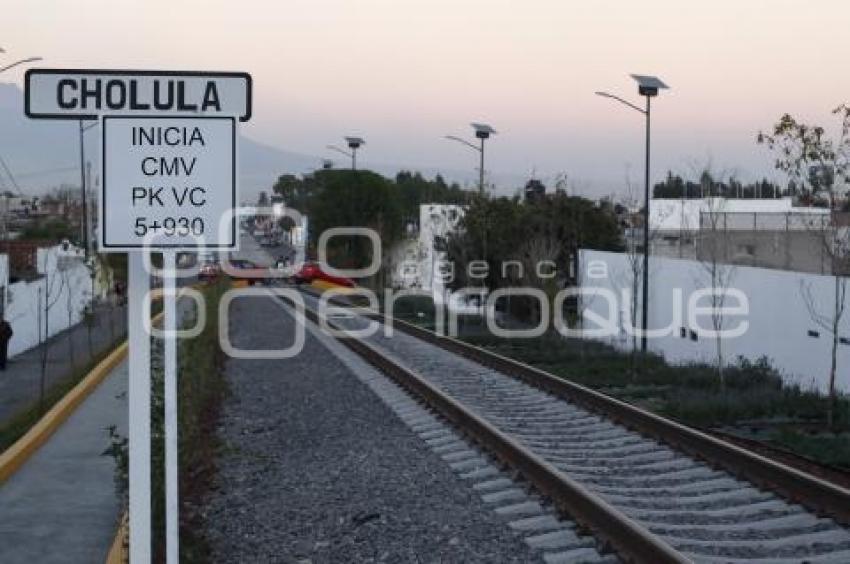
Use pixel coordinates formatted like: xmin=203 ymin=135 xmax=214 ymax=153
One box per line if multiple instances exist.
xmin=203 ymin=292 xmax=539 ymax=563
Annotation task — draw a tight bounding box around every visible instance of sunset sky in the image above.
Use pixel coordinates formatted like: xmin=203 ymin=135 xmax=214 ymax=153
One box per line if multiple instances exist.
xmin=2 ymin=0 xmax=848 ymax=196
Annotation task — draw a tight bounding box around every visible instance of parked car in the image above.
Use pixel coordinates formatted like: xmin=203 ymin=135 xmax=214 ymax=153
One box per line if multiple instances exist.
xmin=198 ymin=262 xmax=221 ymax=282
xmin=259 ymin=234 xmax=282 ymax=247
xmin=293 ymin=261 xmax=355 ymax=287
xmin=226 ymin=259 xmax=274 ymax=285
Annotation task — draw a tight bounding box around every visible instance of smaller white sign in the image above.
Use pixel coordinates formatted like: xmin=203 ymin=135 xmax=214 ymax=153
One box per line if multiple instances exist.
xmin=101 ymin=116 xmax=237 ymax=250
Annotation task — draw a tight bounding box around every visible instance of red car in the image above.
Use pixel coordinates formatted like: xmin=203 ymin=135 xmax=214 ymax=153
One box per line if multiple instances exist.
xmin=293 ymin=261 xmax=355 ymax=287
xmin=198 ymin=262 xmax=221 ymax=282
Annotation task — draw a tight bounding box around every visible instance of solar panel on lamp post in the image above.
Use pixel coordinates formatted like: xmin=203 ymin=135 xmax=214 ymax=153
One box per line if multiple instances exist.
xmin=596 ymin=74 xmax=668 ymax=354
xmin=345 ymin=137 xmax=365 ymax=170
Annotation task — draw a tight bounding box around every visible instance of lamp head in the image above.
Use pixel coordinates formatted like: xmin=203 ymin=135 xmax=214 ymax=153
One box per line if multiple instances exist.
xmin=345 ymin=136 xmax=365 ymax=150
xmin=630 ymin=74 xmax=668 ymax=97
xmin=471 ymin=122 xmax=496 ymax=140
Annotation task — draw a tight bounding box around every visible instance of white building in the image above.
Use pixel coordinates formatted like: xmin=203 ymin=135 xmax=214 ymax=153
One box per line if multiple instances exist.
xmin=387 ymin=204 xmax=485 ymax=312
xmin=649 ymin=197 xmax=828 ymax=233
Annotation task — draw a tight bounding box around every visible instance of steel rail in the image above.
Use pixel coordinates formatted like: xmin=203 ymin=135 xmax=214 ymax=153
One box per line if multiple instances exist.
xmin=298 ymin=287 xmax=850 ymax=525
xmin=379 ymin=312 xmax=850 ymax=526
xmin=290 ymin=296 xmax=690 ymax=564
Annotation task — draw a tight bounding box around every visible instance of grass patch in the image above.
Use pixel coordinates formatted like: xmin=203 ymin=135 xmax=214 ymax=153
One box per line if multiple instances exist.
xmin=106 ymin=280 xmax=229 ymax=563
xmin=770 ymin=429 xmax=850 ymax=469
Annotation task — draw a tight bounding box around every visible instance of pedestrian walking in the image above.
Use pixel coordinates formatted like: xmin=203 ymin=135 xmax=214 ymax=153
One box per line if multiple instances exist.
xmin=0 ymin=318 xmax=13 ymax=370
xmin=115 ymin=281 xmax=126 ymax=306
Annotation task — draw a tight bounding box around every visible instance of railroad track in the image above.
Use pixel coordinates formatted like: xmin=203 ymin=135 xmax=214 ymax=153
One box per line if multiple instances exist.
xmin=285 ymin=288 xmax=850 ymax=563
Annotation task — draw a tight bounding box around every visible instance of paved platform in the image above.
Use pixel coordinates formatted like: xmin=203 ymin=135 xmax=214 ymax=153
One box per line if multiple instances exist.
xmin=0 ymin=360 xmax=128 ymax=564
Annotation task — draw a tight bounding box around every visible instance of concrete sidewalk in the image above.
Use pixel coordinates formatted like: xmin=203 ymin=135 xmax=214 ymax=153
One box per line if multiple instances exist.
xmin=0 ymin=304 xmax=127 ymax=426
xmin=0 ymin=359 xmax=127 ymax=564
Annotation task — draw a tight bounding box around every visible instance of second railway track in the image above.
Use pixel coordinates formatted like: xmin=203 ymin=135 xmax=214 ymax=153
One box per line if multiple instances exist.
xmin=284 ymin=288 xmax=850 ymax=563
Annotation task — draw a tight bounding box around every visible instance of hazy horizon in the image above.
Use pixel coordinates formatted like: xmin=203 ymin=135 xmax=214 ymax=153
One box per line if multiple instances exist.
xmin=3 ymin=0 xmax=849 ymax=198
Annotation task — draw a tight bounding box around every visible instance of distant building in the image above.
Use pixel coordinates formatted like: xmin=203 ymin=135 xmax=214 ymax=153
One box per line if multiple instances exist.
xmin=524 ymin=179 xmax=546 ymax=202
xmin=388 ymin=204 xmax=465 ymax=292
xmin=646 ymin=198 xmax=842 ymax=274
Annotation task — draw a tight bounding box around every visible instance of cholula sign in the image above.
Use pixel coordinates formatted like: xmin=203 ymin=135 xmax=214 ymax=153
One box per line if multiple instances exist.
xmin=24 ymin=68 xmax=252 ymax=564
xmin=26 ymin=69 xmax=251 ymax=250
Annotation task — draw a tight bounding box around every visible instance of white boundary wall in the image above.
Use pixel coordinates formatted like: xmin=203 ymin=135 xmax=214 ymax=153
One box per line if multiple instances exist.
xmin=6 ymin=246 xmax=93 ymax=358
xmin=580 ymin=249 xmax=850 ymax=394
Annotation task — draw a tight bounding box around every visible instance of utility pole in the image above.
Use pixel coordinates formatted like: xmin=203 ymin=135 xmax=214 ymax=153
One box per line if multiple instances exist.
xmin=78 ymin=121 xmax=98 ymax=259
xmin=79 ymin=120 xmax=88 ymax=259
xmin=86 ymin=160 xmax=92 ymax=255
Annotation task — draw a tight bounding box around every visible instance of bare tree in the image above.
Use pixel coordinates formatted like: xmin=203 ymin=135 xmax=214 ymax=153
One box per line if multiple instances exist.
xmin=617 ymin=175 xmax=670 ymax=377
xmin=800 ymin=274 xmax=848 ymax=427
xmin=759 ymin=105 xmax=850 ymax=427
xmin=61 ymin=267 xmax=78 ymax=367
xmin=37 ymin=248 xmax=66 ymax=414
xmin=697 ymin=195 xmax=737 ymax=390
xmin=83 ymin=256 xmax=100 ymax=358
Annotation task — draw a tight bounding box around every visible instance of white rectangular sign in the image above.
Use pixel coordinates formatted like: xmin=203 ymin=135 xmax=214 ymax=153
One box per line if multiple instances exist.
xmin=25 ymin=69 xmax=251 ymax=121
xmin=101 ymin=116 xmax=237 ymax=250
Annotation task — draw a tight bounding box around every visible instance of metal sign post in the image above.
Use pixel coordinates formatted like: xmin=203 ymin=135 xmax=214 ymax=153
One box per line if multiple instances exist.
xmin=25 ymin=68 xmax=249 ymax=564
xmin=163 ymin=252 xmax=178 ymax=563
xmin=127 ymin=253 xmax=151 ymax=562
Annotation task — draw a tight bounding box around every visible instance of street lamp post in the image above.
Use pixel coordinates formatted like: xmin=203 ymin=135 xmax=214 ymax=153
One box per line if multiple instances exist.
xmin=345 ymin=137 xmax=364 ymax=170
xmin=596 ymin=74 xmax=668 ymax=354
xmin=327 ymin=137 xmax=365 ymax=170
xmin=445 ymin=123 xmax=496 ymax=194
xmin=0 ymin=55 xmax=42 ymax=75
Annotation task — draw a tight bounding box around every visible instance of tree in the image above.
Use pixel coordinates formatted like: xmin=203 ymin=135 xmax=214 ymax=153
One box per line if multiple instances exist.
xmin=759 ymin=106 xmax=850 ymax=427
xmin=309 ymin=170 xmax=403 ymax=287
xmin=271 ymin=169 xmax=468 ymax=246
xmin=653 ymin=169 xmax=785 ymax=200
xmin=19 ymin=219 xmax=76 ymax=242
xmin=757 ymin=106 xmax=850 ymax=208
xmin=83 ymin=256 xmax=103 ymax=357
xmin=445 ymin=191 xmax=623 ymax=323
xmin=100 ymin=253 xmax=126 ymax=342
xmin=61 ymin=267 xmax=78 ymax=367
xmin=697 ymin=196 xmax=737 ymax=390
xmin=36 ymin=248 xmax=66 ymax=414
xmin=394 ymin=170 xmax=470 ymax=222
xmin=616 ymin=177 xmax=669 ymax=377
xmin=271 ymin=173 xmax=318 ymax=216
xmin=516 ymin=234 xmax=561 ymax=330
